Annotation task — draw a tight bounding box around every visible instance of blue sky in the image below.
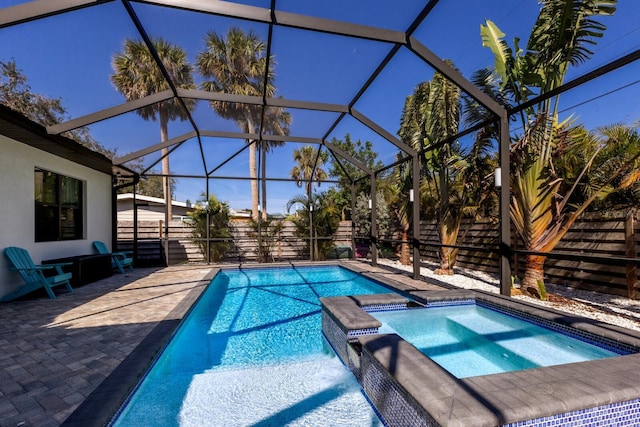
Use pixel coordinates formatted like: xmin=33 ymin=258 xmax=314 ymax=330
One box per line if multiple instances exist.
xmin=1 ymin=0 xmax=639 ymax=212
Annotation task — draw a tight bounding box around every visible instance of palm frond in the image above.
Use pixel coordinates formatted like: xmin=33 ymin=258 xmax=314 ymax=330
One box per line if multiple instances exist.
xmin=528 ymin=0 xmax=616 ymax=91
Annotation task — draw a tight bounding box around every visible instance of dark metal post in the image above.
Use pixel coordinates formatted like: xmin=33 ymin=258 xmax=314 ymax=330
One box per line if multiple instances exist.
xmin=133 ymin=185 xmax=138 ymax=262
xmin=206 ymin=178 xmax=210 ymax=264
xmin=370 ymin=174 xmax=377 ymax=266
xmin=351 ymin=183 xmax=356 ymax=260
xmin=308 ymin=187 xmax=313 ymax=261
xmin=111 ymin=176 xmax=118 ymax=252
xmin=257 ymin=144 xmax=263 ymax=262
xmin=164 ymin=172 xmax=170 ymax=266
xmin=499 ymin=113 xmax=512 ymax=296
xmin=412 ymin=154 xmax=421 ymax=280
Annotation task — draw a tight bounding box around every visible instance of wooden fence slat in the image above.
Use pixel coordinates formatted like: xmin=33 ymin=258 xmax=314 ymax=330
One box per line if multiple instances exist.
xmin=626 ymin=211 xmax=637 ymax=299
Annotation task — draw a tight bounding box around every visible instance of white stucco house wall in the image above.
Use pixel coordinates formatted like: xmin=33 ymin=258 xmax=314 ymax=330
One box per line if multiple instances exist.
xmin=0 ymin=106 xmax=116 ymax=300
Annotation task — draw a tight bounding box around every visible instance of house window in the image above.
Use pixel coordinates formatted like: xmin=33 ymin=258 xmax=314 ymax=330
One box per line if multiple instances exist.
xmin=34 ymin=168 xmax=84 ymax=242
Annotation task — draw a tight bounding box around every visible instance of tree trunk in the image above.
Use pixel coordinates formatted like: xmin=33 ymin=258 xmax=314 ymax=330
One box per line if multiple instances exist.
xmin=261 ymin=143 xmax=267 ymax=220
xmin=160 ymin=110 xmax=171 ymax=221
xmin=435 ymin=248 xmax=454 ymax=275
xmin=399 ymin=229 xmax=411 ymax=265
xmin=247 ymin=120 xmax=259 ymax=221
xmin=521 ymin=254 xmax=547 ymax=298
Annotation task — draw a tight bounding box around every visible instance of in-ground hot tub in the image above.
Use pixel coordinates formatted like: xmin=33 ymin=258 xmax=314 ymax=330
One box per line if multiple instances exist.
xmin=372 ymin=302 xmax=621 ymax=378
xmin=321 ymin=289 xmax=640 ymax=427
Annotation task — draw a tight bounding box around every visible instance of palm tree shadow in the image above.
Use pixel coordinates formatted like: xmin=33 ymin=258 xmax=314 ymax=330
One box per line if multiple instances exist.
xmin=249 ymin=387 xmax=348 ymax=427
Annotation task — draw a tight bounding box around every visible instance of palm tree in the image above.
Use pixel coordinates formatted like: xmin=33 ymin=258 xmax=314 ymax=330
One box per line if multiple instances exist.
xmin=394 ymin=82 xmax=430 ymax=266
xmin=187 ymin=194 xmax=233 ymax=262
xmin=479 ymin=0 xmax=639 ymax=297
xmin=417 ymin=70 xmax=463 ymax=274
xmin=197 ymin=27 xmax=289 ymax=221
xmin=578 ymin=123 xmax=640 ymax=211
xmin=246 ymin=216 xmax=284 ymax=262
xmin=290 ymin=145 xmax=328 ymax=194
xmin=389 ymin=153 xmax=414 ymax=265
xmin=287 ymin=192 xmax=340 ymax=260
xmin=260 ymin=105 xmax=291 ymax=219
xmin=111 ymin=37 xmax=195 ymax=220
xmin=398 ymin=66 xmax=496 ymax=273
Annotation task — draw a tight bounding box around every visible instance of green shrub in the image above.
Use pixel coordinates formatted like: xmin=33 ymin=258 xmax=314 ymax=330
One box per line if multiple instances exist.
xmin=246 ymin=217 xmax=284 ymax=262
xmin=287 ymin=192 xmax=340 ymax=260
xmin=537 ymin=279 xmax=548 ymax=301
xmin=188 ymin=195 xmax=233 ymax=262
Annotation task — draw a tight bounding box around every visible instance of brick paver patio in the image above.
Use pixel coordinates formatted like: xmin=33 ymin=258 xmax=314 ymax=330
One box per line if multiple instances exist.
xmin=0 ymin=265 xmax=214 ymax=427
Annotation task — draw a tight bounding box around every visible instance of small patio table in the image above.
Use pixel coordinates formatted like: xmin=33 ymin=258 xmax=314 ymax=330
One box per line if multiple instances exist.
xmin=43 ymin=254 xmax=112 ymax=287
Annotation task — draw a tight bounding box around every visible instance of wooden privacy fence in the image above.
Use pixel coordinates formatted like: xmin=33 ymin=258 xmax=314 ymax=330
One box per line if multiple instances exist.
xmin=535 ymin=212 xmax=639 ymax=298
xmin=117 ymin=220 xmax=353 ymax=264
xmin=417 ymin=211 xmax=640 ymax=298
xmin=418 ymin=218 xmax=500 ymax=273
xmin=117 ymin=211 xmax=639 ymax=298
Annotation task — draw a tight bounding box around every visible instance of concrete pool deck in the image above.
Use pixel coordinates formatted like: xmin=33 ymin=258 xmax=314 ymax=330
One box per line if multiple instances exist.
xmin=0 ymin=261 xmax=442 ymax=426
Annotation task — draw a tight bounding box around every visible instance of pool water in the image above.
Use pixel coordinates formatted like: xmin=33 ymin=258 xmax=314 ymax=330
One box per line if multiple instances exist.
xmin=373 ymin=304 xmax=619 ymax=378
xmin=112 ymin=266 xmax=393 ymax=426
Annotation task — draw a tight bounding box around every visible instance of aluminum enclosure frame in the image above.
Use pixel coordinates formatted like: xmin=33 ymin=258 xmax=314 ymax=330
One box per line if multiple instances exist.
xmin=2 ymin=0 xmax=637 ymax=294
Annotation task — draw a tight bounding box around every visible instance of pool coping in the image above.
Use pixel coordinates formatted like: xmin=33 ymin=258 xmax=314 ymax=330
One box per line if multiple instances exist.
xmin=321 ymin=289 xmax=640 ymax=426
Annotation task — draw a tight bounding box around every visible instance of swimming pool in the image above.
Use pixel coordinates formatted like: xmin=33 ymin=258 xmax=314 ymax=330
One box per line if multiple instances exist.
xmin=111 ymin=265 xmax=395 ymax=426
xmin=372 ymin=304 xmax=619 ymax=378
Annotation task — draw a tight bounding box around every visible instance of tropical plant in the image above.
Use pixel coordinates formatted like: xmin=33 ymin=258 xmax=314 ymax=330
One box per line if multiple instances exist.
xmin=1 ymin=59 xmax=114 ymax=157
xmin=327 ymin=134 xmax=386 ymax=219
xmin=353 ymin=191 xmax=391 ymax=239
xmin=287 ymin=192 xmax=340 ymax=260
xmin=562 ymin=123 xmax=640 ymax=213
xmin=290 ymin=145 xmax=328 ymax=194
xmin=398 ymin=66 xmax=496 ymax=274
xmin=388 ymin=154 xmax=414 ymax=265
xmin=395 ymin=84 xmax=429 ymax=266
xmin=188 ymin=194 xmax=233 ymax=262
xmin=352 ymin=190 xmax=392 ymax=258
xmin=409 ymin=72 xmax=462 ymax=274
xmin=197 ymin=27 xmax=289 ymax=220
xmin=479 ymin=0 xmax=639 ymax=298
xmin=421 ymin=146 xmax=496 ymax=275
xmin=111 ymin=37 xmax=195 ymax=220
xmin=325 ymin=187 xmax=351 ymax=221
xmin=246 ymin=216 xmax=284 ymax=262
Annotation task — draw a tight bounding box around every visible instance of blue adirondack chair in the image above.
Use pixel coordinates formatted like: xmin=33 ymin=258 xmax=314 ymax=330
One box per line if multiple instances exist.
xmin=2 ymin=247 xmax=73 ymax=301
xmin=93 ymin=241 xmax=134 ymax=274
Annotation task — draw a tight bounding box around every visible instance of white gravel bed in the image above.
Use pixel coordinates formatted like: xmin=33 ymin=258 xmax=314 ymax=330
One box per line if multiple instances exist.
xmin=376 ymin=258 xmax=640 ymax=333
